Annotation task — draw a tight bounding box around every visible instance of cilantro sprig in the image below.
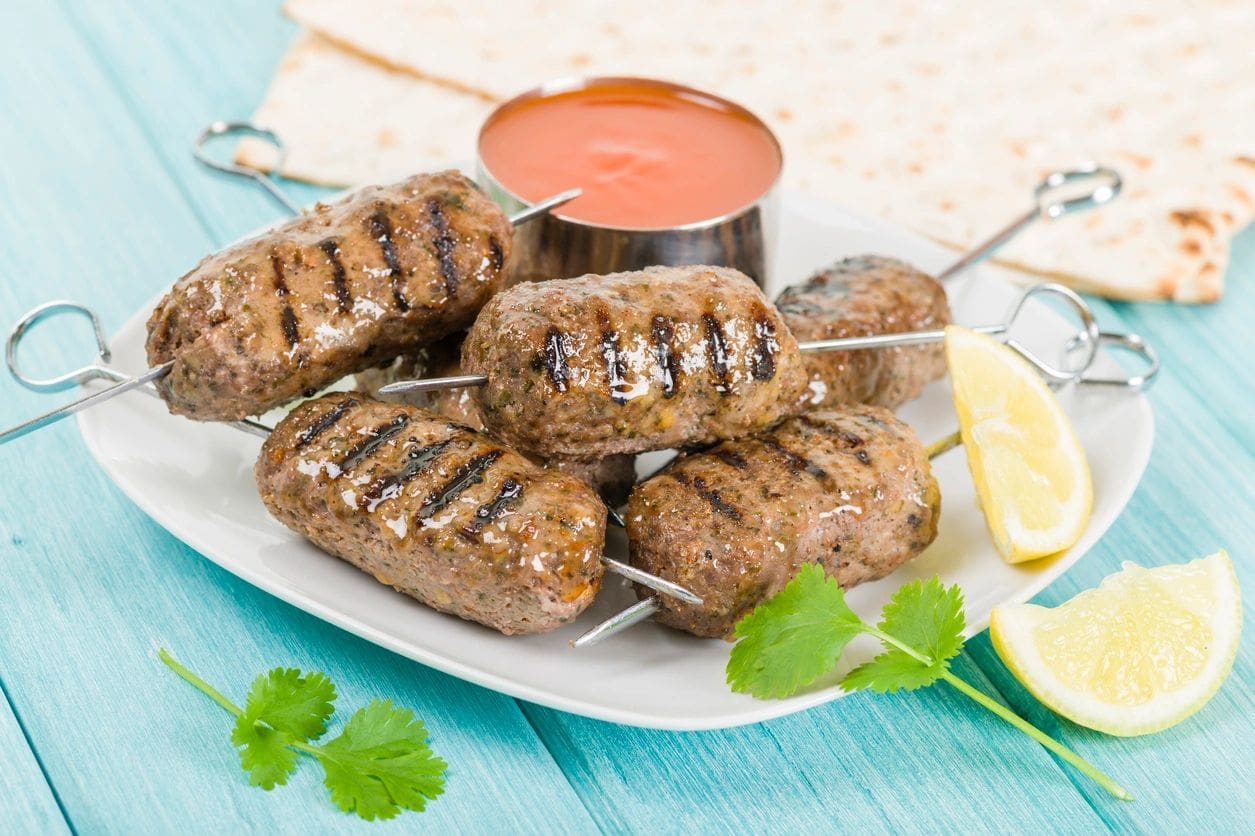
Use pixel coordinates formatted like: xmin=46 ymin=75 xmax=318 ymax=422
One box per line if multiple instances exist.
xmin=159 ymin=649 xmax=447 ymax=820
xmin=727 ymin=567 xmax=1132 ymax=801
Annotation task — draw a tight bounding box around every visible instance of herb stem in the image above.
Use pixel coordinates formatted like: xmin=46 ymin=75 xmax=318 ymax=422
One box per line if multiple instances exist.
xmin=158 ymin=648 xmax=243 ymax=718
xmin=939 ymin=671 xmax=1133 ymax=801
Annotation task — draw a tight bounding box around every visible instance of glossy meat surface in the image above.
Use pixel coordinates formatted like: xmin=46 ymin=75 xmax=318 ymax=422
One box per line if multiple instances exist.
xmin=627 ymin=405 xmax=940 ymax=637
xmin=256 ymin=392 xmax=606 ymax=634
xmin=463 ymin=265 xmax=809 ymax=459
xmin=356 ymin=335 xmax=638 ymax=505
xmin=776 ymin=256 xmax=950 ymax=409
xmin=147 ymin=171 xmax=511 ymax=421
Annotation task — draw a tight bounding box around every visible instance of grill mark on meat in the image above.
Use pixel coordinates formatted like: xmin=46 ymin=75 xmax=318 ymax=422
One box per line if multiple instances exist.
xmin=339 ymin=414 xmax=410 ymax=473
xmin=318 ymin=238 xmax=352 ymax=313
xmin=488 ymin=235 xmax=505 ymax=271
xmin=761 ymin=438 xmax=829 ymax=481
xmin=418 ymin=450 xmax=503 ymax=522
xmin=652 ymin=315 xmax=680 ymax=398
xmin=268 ymin=250 xmax=300 ymax=349
xmin=295 ymin=397 xmax=358 ymax=448
xmin=542 ymin=327 xmax=569 ymax=392
xmin=597 ymin=309 xmax=628 ymax=404
xmin=672 ymin=472 xmax=741 ymax=519
xmin=369 ymin=209 xmax=408 ymax=311
xmin=702 ymin=313 xmax=731 ymax=395
xmin=460 ymin=477 xmax=523 ymax=540
xmin=428 ymin=200 xmax=460 ymax=297
xmin=713 ymin=448 xmax=749 ymax=470
xmin=750 ymin=305 xmax=779 ymax=381
xmin=360 ymin=438 xmax=453 ymax=510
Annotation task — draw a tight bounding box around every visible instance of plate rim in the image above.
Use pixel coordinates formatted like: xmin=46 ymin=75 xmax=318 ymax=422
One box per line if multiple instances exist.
xmin=76 ymin=186 xmax=1155 ymax=731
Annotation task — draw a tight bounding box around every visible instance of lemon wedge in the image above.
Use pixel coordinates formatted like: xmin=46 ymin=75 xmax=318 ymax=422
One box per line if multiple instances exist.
xmin=991 ymin=551 xmax=1241 ymax=736
xmin=945 ymin=324 xmax=1092 ymax=562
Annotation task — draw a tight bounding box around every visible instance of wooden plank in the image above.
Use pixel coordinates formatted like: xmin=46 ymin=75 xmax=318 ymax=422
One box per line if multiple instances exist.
xmin=960 ymin=234 xmax=1255 ymax=831
xmin=521 ymin=653 xmax=1105 ymax=833
xmin=0 ymin=2 xmax=594 ymax=832
xmin=0 ymin=687 xmax=69 ymax=833
xmin=61 ymin=2 xmax=1107 ymax=826
xmin=60 ymin=0 xmax=328 ymax=248
xmin=17 ymin=0 xmax=1255 ymax=832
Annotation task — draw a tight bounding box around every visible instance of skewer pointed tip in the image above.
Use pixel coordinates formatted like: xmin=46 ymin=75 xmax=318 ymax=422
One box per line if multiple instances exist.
xmin=572 ymin=597 xmax=661 ymax=648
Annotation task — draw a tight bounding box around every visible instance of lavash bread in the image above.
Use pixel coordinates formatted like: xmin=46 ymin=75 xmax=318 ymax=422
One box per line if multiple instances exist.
xmin=236 ymin=31 xmax=493 ymax=186
xmin=256 ymin=0 xmax=1255 ymax=302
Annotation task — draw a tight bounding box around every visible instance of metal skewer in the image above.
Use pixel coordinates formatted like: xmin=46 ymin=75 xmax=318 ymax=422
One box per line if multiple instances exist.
xmin=378 ymin=280 xmax=1147 ymax=399
xmin=193 ymin=120 xmax=582 ymax=228
xmin=935 ymin=163 xmax=1121 ymax=281
xmin=379 ymin=164 xmax=1125 ymax=400
xmin=0 ymin=301 xmax=699 ymax=606
xmin=0 ymin=184 xmax=580 ymax=448
xmin=574 ymin=317 xmax=1159 ymax=648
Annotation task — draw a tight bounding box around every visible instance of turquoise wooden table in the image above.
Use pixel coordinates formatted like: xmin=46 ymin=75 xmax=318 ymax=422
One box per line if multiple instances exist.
xmin=1 ymin=2 xmax=1252 ymax=832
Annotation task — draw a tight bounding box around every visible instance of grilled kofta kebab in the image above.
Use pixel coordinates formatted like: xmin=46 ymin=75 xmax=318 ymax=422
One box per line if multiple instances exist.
xmin=393 ymin=263 xmax=944 ymax=462
xmin=145 ymin=171 xmax=516 ymax=422
xmin=455 ymin=265 xmax=811 ymax=460
xmin=626 ymin=404 xmax=940 ymax=638
xmin=256 ymin=391 xmax=609 ymax=635
xmin=776 ymin=255 xmax=951 ymax=410
xmin=357 ymin=335 xmax=638 ymax=506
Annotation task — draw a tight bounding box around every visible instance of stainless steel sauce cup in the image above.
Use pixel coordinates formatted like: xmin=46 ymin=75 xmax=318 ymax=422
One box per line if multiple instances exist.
xmin=476 ymin=77 xmax=783 ymax=287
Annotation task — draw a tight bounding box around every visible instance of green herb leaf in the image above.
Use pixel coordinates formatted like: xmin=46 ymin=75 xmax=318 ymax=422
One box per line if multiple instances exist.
xmin=160 ymin=650 xmax=449 ymax=818
xmin=230 ymin=667 xmax=337 ymax=789
xmin=721 ymin=573 xmax=1131 ymax=800
xmin=316 ymin=700 xmax=448 ymax=821
xmin=727 ymin=564 xmax=867 ymax=698
xmin=843 ymin=578 xmax=966 ymax=693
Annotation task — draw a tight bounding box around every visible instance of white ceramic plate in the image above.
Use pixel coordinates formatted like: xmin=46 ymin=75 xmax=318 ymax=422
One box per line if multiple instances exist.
xmin=78 ymin=189 xmax=1153 ymax=730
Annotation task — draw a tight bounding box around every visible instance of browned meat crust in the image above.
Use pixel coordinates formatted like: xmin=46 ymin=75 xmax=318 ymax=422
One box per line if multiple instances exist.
xmin=776 ymin=256 xmax=951 ymax=410
xmin=147 ymin=171 xmax=511 ymax=421
xmin=356 ymin=336 xmax=638 ymax=505
xmin=463 ymin=266 xmax=809 ymax=460
xmin=626 ymin=405 xmax=940 ymax=638
xmin=255 ymin=392 xmax=606 ymax=635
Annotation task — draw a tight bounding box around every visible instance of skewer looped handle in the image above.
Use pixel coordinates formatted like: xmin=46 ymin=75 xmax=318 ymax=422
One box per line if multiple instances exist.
xmin=1067 ymin=330 xmax=1160 ymax=392
xmin=937 ymin=164 xmax=1122 ymax=281
xmin=193 ymin=121 xmax=301 ymax=216
xmin=7 ymin=301 xmax=127 ymax=392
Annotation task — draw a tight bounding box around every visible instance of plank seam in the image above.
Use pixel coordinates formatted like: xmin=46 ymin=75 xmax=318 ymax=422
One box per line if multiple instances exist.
xmin=0 ymin=672 xmax=78 ymax=834
xmin=513 ymin=701 xmax=609 ymax=834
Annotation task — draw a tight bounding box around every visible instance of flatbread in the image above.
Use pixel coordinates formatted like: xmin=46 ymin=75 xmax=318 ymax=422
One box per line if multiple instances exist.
xmin=281 ymin=0 xmax=1255 ymax=301
xmin=236 ymin=31 xmax=495 ymax=187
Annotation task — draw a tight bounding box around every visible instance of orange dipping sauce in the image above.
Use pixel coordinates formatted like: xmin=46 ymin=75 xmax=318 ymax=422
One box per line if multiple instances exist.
xmin=478 ymin=80 xmax=782 ymax=230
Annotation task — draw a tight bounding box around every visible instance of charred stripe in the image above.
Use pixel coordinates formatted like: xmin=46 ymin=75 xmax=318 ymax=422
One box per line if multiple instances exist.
xmin=652 ymin=315 xmax=680 ymax=398
xmin=295 ymin=397 xmax=358 ymax=448
xmin=762 ymin=438 xmax=828 ymax=481
xmin=460 ymin=477 xmax=524 ymax=540
xmin=488 ymin=235 xmax=505 ymax=271
xmin=369 ymin=209 xmax=408 ymax=312
xmin=361 ymin=438 xmax=453 ymax=509
xmin=269 ymin=250 xmax=300 ymax=348
xmin=543 ymin=327 xmax=570 ymax=392
xmin=713 ymin=448 xmax=750 ymax=470
xmin=428 ymin=200 xmax=460 ymax=297
xmin=318 ymin=238 xmax=352 ymax=313
xmin=702 ymin=313 xmax=731 ymax=395
xmin=672 ymin=472 xmax=741 ymax=519
xmin=419 ymin=450 xmax=503 ymax=521
xmin=750 ymin=305 xmax=779 ymax=381
xmin=597 ymin=309 xmax=628 ymax=404
xmin=339 ymin=414 xmax=409 ymax=473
